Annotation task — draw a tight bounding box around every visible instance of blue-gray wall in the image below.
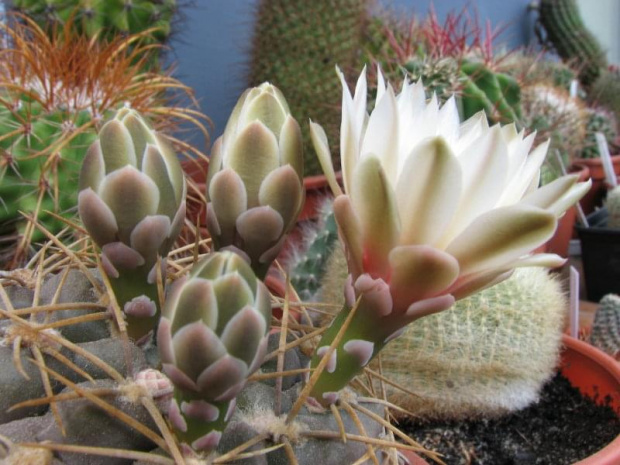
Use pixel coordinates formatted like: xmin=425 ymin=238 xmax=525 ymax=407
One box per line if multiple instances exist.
xmin=169 ymin=0 xmax=534 ymax=147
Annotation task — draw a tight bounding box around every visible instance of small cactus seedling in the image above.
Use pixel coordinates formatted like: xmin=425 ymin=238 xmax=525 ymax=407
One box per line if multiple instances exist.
xmin=589 ymin=294 xmax=620 ymax=360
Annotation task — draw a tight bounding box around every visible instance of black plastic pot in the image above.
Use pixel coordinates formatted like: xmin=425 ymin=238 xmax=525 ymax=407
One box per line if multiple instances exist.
xmin=576 ymin=208 xmax=620 ymax=301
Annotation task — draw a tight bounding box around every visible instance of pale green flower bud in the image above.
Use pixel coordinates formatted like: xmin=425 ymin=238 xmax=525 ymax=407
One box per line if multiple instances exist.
xmin=158 ymin=251 xmax=271 ymax=452
xmin=78 ymin=108 xmax=187 ymax=341
xmin=206 ymin=83 xmax=304 ymax=279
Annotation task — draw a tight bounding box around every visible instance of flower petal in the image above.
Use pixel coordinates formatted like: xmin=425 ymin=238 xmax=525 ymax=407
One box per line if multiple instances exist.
xmin=258 ymin=165 xmax=303 ymax=229
xmin=169 ymin=278 xmax=218 ymax=334
xmin=225 ymin=121 xmax=279 ymax=208
xmin=219 ymin=306 xmax=267 ymax=366
xmin=78 ymin=188 xmax=118 ymax=246
xmin=445 ymin=204 xmax=557 ymax=276
xmin=309 ymin=121 xmax=342 ymax=196
xmin=235 ymin=206 xmax=284 ymax=264
xmin=388 ymin=245 xmax=459 ymax=310
xmin=130 ymin=215 xmax=171 ymax=262
xmin=98 ymin=120 xmax=137 ymax=173
xmin=351 ymin=156 xmax=400 ymax=279
xmin=171 ymin=321 xmax=227 ymax=381
xmin=79 ymin=142 xmax=105 ymax=192
xmin=279 ymin=115 xmax=304 ymax=180
xmin=521 ymin=175 xmax=591 ymax=218
xmin=98 ymin=166 xmax=160 ymax=243
xmin=396 ymin=137 xmax=462 ymax=245
xmin=333 ymin=195 xmax=364 ymax=278
xmin=196 ymin=354 xmax=248 ymax=400
xmin=209 ymin=169 xmax=248 ymax=246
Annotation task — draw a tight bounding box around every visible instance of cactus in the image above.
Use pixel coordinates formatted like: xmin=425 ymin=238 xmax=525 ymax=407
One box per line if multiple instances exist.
xmin=519 ymin=84 xmax=587 ymax=183
xmin=12 ymin=0 xmax=177 ymax=44
xmin=589 ymin=68 xmax=620 ymax=123
xmin=580 ymin=107 xmax=618 ymax=159
xmin=286 ymin=199 xmax=339 ymax=302
xmin=319 ymin=246 xmax=567 ymax=419
xmin=459 ymin=59 xmax=522 ymax=123
xmin=78 ymin=108 xmax=187 ymax=342
xmin=538 ymin=0 xmax=607 ymax=87
xmin=588 ymin=294 xmax=620 ymax=359
xmin=0 ymin=15 xmax=208 ymax=268
xmin=248 ymin=0 xmax=370 ymax=176
xmin=606 ymin=186 xmax=620 ymax=229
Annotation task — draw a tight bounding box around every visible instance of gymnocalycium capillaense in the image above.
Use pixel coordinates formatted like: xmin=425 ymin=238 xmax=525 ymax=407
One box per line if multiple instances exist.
xmin=78 ymin=108 xmax=186 ymax=342
xmin=307 ymin=66 xmax=590 ymax=406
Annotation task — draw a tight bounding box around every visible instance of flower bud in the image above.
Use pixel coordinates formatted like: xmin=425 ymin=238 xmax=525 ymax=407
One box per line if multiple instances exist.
xmin=158 ymin=251 xmax=271 ymax=452
xmin=78 ymin=108 xmax=187 ymax=340
xmin=206 ymin=83 xmax=304 ymax=278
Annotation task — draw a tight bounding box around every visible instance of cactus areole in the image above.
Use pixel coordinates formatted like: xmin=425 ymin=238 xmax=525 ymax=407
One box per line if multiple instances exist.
xmin=308 ymin=67 xmax=591 ymax=405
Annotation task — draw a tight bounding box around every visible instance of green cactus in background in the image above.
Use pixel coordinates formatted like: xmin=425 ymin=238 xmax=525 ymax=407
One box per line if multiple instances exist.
xmin=318 ymin=246 xmax=567 ymax=419
xmin=287 ymin=199 xmax=339 ymax=302
xmin=519 ymin=83 xmax=586 ymax=183
xmin=537 ymin=0 xmax=607 ymax=87
xmin=588 ymin=294 xmax=620 ymax=360
xmin=606 ymin=186 xmax=620 ymax=229
xmin=12 ymin=0 xmax=177 ymax=44
xmin=589 ymin=68 xmax=620 ymax=124
xmin=459 ymin=60 xmax=522 ymax=123
xmin=580 ymin=107 xmax=618 ymax=159
xmin=248 ymin=0 xmax=370 ymax=176
xmin=0 ymin=103 xmax=97 ymax=249
xmin=401 ymin=56 xmax=462 ymax=105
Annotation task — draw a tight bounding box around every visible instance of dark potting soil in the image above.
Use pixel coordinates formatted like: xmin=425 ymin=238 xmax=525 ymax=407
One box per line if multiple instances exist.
xmin=399 ymin=373 xmax=620 ymax=465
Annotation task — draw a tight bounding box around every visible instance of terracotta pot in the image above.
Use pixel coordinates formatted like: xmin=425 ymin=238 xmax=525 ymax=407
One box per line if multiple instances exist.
xmin=571 ymin=155 xmax=620 ymax=215
xmin=265 ymin=274 xmax=301 ymax=322
xmin=300 ymin=172 xmax=342 ymax=221
xmin=560 ymin=335 xmax=620 ymax=464
xmin=545 ymin=164 xmax=590 ymax=257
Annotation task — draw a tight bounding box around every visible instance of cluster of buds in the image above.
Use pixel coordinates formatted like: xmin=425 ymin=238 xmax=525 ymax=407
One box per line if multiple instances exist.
xmin=157 ymin=251 xmax=271 ymax=453
xmin=78 ymin=108 xmax=186 ymax=341
xmin=206 ymin=83 xmax=304 ymax=279
xmin=307 ymin=67 xmax=591 ymax=405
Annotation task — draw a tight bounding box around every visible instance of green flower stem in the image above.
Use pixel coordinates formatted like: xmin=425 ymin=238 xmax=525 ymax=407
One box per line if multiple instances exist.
xmin=108 ymin=265 xmax=160 ymax=341
xmin=172 ymin=389 xmax=231 ymax=449
xmin=308 ymin=297 xmax=393 ymax=406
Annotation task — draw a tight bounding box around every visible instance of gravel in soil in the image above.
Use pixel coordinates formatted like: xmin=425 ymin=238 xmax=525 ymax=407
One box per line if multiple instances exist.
xmin=400 ymin=373 xmax=620 ymax=465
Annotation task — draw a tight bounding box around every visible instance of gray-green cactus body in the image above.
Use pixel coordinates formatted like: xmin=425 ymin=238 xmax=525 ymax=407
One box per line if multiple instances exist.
xmin=78 ymin=108 xmax=186 ymax=341
xmin=607 ymin=186 xmax=620 ymax=229
xmin=206 ymin=83 xmax=304 ymax=280
xmin=157 ymin=251 xmax=271 ymax=453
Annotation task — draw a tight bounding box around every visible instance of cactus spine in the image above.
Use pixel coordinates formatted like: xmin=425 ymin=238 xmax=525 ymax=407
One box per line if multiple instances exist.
xmin=248 ymin=0 xmax=370 ymax=176
xmin=319 ymin=246 xmax=567 ymax=419
xmin=538 ymin=0 xmax=607 ymax=86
